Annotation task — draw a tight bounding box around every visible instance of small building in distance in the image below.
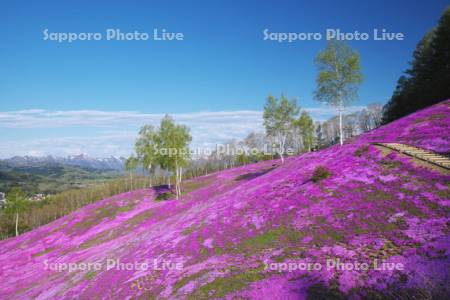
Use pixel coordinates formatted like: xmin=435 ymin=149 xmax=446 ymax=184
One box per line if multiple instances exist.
xmin=28 ymin=193 xmax=47 ymax=202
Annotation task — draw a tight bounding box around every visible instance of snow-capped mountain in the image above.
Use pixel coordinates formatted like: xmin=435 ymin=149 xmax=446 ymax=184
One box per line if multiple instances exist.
xmin=1 ymin=154 xmax=126 ymax=171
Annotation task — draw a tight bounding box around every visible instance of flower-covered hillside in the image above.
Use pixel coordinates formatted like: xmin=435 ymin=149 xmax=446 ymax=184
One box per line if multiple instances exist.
xmin=0 ymin=100 xmax=449 ymax=299
xmin=358 ymin=100 xmax=450 ymax=154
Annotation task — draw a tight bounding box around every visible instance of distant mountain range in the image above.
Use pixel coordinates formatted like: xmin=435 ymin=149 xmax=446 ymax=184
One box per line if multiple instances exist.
xmin=2 ymin=101 xmax=449 ymax=298
xmin=0 ymin=155 xmax=126 ymax=195
xmin=1 ymin=154 xmax=126 ymax=171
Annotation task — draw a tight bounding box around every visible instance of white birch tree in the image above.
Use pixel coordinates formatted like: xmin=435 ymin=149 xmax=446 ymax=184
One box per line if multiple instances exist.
xmin=314 ymin=40 xmax=363 ymax=146
xmin=263 ymin=95 xmax=299 ymax=163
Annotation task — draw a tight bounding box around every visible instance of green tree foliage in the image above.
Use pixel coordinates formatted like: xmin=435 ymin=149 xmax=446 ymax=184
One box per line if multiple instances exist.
xmin=295 ymin=111 xmax=315 ymax=152
xmin=236 ymin=153 xmax=251 ymax=165
xmin=134 ymin=125 xmax=159 ymax=187
xmin=314 ymin=40 xmax=363 ymax=146
xmin=263 ymin=95 xmax=299 ymax=163
xmin=382 ymin=7 xmax=450 ymax=123
xmin=0 ymin=171 xmax=212 ymax=240
xmin=315 ymin=121 xmax=325 ymax=149
xmin=4 ymin=187 xmax=28 ymax=236
xmin=158 ymin=115 xmax=192 ymax=198
xmin=133 ymin=115 xmax=192 ymax=199
xmin=124 ymin=156 xmax=138 ymax=191
xmin=157 ymin=115 xmax=177 ymax=184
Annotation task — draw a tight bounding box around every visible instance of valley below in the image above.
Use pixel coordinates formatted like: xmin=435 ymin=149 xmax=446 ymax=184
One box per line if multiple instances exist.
xmin=0 ymin=101 xmax=448 ymax=299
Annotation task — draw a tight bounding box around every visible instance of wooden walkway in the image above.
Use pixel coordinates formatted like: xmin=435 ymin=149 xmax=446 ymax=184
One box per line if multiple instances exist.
xmin=375 ymin=143 xmax=450 ymax=170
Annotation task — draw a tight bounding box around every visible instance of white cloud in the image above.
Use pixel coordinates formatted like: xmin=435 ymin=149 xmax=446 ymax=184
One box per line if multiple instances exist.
xmin=0 ymin=105 xmax=365 ymax=158
xmin=0 ymin=133 xmax=136 ymax=158
xmin=0 ymin=110 xmax=263 ymax=128
xmin=304 ymin=105 xmax=367 ymax=121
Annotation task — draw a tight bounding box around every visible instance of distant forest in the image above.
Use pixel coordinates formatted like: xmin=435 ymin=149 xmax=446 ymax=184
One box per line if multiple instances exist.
xmin=382 ymin=7 xmax=450 ymax=123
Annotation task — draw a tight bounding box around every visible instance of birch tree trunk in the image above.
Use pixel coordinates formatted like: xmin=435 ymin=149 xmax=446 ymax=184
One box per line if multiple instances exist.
xmin=129 ymin=171 xmax=133 ymax=191
xmin=177 ymin=168 xmax=180 ymax=198
xmin=278 ymin=133 xmax=285 ymax=164
xmin=175 ymin=161 xmax=179 ymax=199
xmin=174 ymin=161 xmax=183 ymax=199
xmin=15 ymin=212 xmax=19 ymax=237
xmin=179 ymin=166 xmax=182 ymax=196
xmin=147 ymin=163 xmax=152 ymax=188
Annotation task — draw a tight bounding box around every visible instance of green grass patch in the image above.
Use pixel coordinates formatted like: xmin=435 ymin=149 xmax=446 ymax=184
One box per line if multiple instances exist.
xmin=188 ymin=266 xmax=264 ymax=299
xmin=83 ymin=270 xmax=98 ymax=281
xmin=379 ymin=158 xmax=402 ymax=169
xmin=354 ymin=145 xmax=369 ymax=157
xmin=181 ymin=224 xmax=197 ymax=236
xmin=240 ymin=228 xmax=284 ymax=251
xmin=224 ymin=226 xmax=307 ymax=255
xmin=181 ymin=177 xmax=215 ymax=195
xmin=399 ymin=200 xmax=426 ymax=218
xmin=31 ymin=247 xmax=56 ymax=258
xmin=78 ymin=229 xmax=122 ymax=249
xmin=173 ymin=270 xmax=210 ymax=294
xmin=312 ymin=166 xmax=331 ymax=183
xmin=155 ymin=192 xmax=175 ymax=201
xmin=414 ymin=113 xmax=446 ymax=124
xmin=125 ymin=209 xmax=154 ymax=227
xmin=69 ymin=202 xmax=136 ymax=233
xmin=365 ymin=189 xmax=394 ymax=202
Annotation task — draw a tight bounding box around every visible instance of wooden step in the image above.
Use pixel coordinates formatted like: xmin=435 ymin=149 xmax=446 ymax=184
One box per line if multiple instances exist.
xmin=374 ymin=142 xmax=450 ymax=170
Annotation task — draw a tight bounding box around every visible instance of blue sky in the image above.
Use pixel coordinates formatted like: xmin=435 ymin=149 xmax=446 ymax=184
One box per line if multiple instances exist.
xmin=0 ymin=0 xmax=448 ymax=157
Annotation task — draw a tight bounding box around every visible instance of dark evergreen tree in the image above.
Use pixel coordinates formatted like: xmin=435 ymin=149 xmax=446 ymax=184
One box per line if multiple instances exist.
xmin=382 ymin=7 xmax=450 ymax=123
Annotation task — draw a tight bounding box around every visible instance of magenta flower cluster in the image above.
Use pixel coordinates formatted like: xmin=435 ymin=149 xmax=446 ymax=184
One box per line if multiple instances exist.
xmin=0 ymin=100 xmax=449 ymax=299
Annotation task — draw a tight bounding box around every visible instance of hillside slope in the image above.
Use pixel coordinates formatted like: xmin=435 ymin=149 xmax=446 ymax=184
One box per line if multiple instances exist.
xmin=0 ymin=101 xmax=449 ymax=299
xmin=0 ymin=156 xmax=124 ymax=194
